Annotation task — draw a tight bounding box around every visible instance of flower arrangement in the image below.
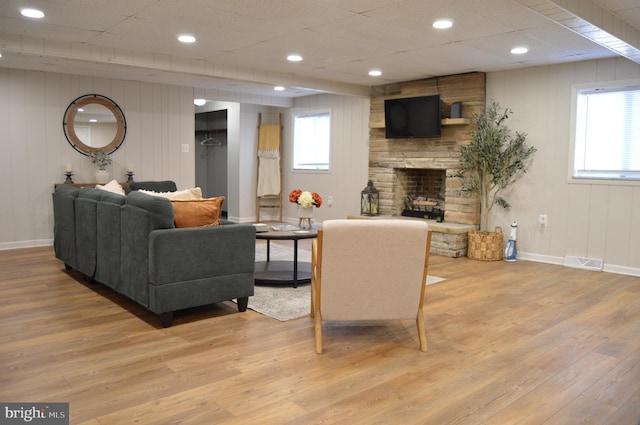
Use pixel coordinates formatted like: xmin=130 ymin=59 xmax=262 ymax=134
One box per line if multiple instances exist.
xmin=88 ymin=150 xmax=112 ymax=170
xmin=289 ymin=189 xmax=322 ymax=208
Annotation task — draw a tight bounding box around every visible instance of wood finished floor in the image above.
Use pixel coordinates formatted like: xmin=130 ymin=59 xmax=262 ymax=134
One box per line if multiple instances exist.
xmin=1 ymin=245 xmax=640 ymax=425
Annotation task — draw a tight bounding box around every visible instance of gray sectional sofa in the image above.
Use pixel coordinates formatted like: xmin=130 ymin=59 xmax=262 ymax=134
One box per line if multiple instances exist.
xmin=52 ymin=181 xmax=255 ymax=327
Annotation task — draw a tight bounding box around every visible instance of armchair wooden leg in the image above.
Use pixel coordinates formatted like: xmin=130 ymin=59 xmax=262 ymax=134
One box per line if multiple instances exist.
xmin=416 ymin=309 xmax=427 ymax=352
xmin=314 ymin=312 xmax=323 ymax=354
xmin=310 ymin=281 xmax=315 ymax=318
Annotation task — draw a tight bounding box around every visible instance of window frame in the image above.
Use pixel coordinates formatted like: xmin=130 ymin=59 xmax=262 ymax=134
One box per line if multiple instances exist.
xmin=569 ymin=79 xmax=640 ymax=186
xmin=291 ymin=109 xmax=332 ymax=173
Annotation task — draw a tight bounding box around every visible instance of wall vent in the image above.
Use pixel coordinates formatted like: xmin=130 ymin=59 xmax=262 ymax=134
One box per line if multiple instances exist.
xmin=563 ymin=256 xmax=604 ymax=271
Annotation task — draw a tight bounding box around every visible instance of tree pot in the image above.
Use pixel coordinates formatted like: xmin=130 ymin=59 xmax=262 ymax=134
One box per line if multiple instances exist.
xmin=467 ymin=227 xmax=504 ymax=261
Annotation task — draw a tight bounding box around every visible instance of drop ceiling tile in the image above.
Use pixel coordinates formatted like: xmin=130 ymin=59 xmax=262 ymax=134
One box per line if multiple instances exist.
xmin=364 ymin=0 xmax=514 ymax=42
xmin=319 ymin=0 xmax=409 ymax=14
xmin=521 ymin=23 xmax=618 ymax=56
xmin=309 ymin=13 xmax=433 ymax=53
xmin=137 ymin=0 xmax=355 ymax=34
xmin=445 ymin=0 xmax=528 ymax=30
xmin=0 ymin=17 xmax=100 ymax=44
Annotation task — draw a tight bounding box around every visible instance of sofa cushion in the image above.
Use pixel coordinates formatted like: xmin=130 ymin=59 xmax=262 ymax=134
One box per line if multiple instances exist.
xmin=52 ymin=185 xmax=81 ymax=268
xmin=98 ymin=190 xmax=126 ymax=205
xmin=129 ymin=180 xmax=178 ymax=193
xmin=171 ymin=197 xmax=224 ymax=228
xmin=139 ymin=187 xmax=202 ymax=200
xmin=78 ymin=187 xmax=104 ymax=200
xmin=95 ymin=179 xmax=125 ymax=195
xmin=125 ymin=191 xmax=175 ymax=230
xmin=55 ymin=184 xmax=81 ymax=197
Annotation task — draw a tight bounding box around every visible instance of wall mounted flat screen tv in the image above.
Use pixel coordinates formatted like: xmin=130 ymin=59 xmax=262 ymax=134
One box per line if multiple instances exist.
xmin=384 ymin=95 xmax=441 ymax=139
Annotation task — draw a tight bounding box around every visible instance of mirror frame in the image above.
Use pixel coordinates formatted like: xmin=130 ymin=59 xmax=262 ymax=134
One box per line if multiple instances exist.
xmin=63 ymin=94 xmax=127 ymax=155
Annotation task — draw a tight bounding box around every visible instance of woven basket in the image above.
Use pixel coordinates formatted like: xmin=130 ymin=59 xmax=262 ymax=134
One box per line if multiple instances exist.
xmin=467 ymin=227 xmax=504 ymax=261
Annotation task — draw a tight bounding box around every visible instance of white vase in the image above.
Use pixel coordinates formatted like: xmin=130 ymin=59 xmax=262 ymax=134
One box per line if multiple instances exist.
xmin=95 ymin=169 xmax=110 ymax=184
xmin=297 ymin=205 xmax=313 ymax=229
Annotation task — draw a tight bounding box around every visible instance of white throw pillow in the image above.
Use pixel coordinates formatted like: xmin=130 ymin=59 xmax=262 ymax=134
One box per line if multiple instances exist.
xmin=138 ymin=187 xmax=203 ymax=200
xmin=95 ymin=179 xmax=125 ymax=195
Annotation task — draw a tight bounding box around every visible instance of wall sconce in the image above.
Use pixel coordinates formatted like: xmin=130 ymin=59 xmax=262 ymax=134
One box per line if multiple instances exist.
xmin=360 ymin=180 xmax=379 ymax=216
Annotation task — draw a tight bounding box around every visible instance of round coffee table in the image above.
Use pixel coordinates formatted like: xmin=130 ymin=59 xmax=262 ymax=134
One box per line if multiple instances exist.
xmin=255 ymin=225 xmax=318 ymax=287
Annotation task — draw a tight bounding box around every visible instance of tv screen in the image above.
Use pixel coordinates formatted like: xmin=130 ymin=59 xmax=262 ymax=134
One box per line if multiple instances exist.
xmin=384 ymin=95 xmax=441 ymax=138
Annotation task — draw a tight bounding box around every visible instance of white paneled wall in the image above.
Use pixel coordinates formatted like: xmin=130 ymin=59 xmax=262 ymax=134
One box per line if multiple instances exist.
xmin=0 ymin=68 xmax=195 ymax=249
xmin=280 ymin=94 xmax=371 ymax=224
xmin=487 ymin=57 xmax=640 ymax=274
xmin=0 ymin=68 xmax=370 ymax=248
xmin=3 ymin=59 xmax=637 ymax=275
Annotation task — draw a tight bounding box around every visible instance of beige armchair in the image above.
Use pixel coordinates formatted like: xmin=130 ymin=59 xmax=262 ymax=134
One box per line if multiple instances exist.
xmin=311 ymin=219 xmax=432 ymax=354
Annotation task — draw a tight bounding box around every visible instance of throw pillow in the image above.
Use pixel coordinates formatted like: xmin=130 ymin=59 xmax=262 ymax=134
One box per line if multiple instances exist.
xmin=95 ymin=179 xmax=125 ymax=195
xmin=139 ymin=187 xmax=203 ymax=200
xmin=171 ymin=197 xmax=225 ymax=228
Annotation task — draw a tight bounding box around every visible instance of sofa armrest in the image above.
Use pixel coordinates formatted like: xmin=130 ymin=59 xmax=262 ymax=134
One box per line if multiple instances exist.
xmin=148 ymin=224 xmax=255 ymax=285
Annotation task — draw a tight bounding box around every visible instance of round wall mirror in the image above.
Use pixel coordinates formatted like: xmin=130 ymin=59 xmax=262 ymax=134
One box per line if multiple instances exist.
xmin=63 ymin=94 xmax=127 ymax=155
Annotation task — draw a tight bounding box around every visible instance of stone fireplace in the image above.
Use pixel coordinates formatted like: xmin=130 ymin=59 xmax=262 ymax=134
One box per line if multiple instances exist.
xmin=368 ymin=72 xmax=486 ymax=227
xmin=365 ymin=72 xmax=486 ymax=256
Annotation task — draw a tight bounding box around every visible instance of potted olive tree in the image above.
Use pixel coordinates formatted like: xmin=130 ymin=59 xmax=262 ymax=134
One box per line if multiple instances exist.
xmin=457 ymin=101 xmax=536 ymax=260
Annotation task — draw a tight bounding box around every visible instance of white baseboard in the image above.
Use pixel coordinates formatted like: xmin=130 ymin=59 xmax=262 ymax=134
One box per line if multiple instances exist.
xmin=517 ymin=251 xmax=564 ymax=266
xmin=602 ymin=263 xmax=640 ymax=277
xmin=518 ymin=251 xmax=640 ymax=277
xmin=0 ymin=239 xmax=53 ymax=251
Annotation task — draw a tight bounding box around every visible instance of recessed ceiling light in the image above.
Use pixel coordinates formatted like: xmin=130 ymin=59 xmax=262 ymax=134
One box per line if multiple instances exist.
xmin=194 ymin=98 xmax=206 ymax=106
xmin=274 ymin=86 xmax=285 ymax=91
xmin=511 ymin=47 xmax=528 ymax=55
xmin=287 ymin=54 xmax=303 ymax=62
xmin=368 ymin=70 xmax=382 ymax=77
xmin=433 ymin=19 xmax=453 ymax=29
xmin=21 ymin=8 xmax=45 ymax=19
xmin=178 ymin=34 xmax=196 ymax=43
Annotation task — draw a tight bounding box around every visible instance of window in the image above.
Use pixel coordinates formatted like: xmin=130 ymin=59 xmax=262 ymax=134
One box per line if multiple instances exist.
xmin=293 ymin=111 xmax=330 ymax=171
xmin=572 ymin=82 xmax=640 ymax=181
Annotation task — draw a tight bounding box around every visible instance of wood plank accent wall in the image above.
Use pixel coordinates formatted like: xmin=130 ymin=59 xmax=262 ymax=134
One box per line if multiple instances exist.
xmin=368 ymin=72 xmax=486 ymax=225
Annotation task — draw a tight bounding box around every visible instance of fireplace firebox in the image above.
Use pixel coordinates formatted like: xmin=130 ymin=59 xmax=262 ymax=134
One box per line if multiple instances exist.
xmin=395 ymin=168 xmax=446 ymax=221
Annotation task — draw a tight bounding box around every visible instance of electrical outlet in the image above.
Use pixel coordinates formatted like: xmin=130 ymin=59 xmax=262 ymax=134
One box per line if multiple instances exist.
xmin=181 ymin=143 xmax=190 ymax=153
xmin=539 ymin=214 xmax=548 ymax=226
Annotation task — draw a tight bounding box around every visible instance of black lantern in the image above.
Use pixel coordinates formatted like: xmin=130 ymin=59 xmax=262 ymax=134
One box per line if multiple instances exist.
xmin=361 ymin=180 xmax=380 ymax=216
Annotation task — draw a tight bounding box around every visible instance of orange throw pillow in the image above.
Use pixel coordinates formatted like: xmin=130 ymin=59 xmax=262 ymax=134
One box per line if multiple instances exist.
xmin=171 ymin=197 xmax=224 ymax=228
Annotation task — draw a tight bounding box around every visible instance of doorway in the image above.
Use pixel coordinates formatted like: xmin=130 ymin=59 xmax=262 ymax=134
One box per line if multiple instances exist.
xmin=195 ymin=109 xmax=228 ymax=217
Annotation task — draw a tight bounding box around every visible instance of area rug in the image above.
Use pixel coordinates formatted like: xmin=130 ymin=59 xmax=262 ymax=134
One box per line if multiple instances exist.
xmin=241 ymin=243 xmax=445 ymax=321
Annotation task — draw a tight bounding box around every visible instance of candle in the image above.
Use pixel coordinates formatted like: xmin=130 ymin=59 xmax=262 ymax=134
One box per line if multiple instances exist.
xmin=65 ymin=163 xmax=73 ymax=172
xmin=126 ymin=164 xmax=134 ymax=173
